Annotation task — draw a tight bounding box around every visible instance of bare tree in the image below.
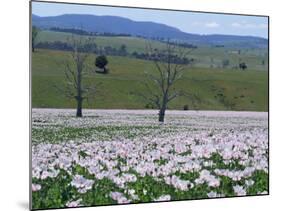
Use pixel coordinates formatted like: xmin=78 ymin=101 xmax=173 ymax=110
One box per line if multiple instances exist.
xmin=32 ymin=26 xmax=39 ymax=52
xmin=56 ymin=34 xmax=98 ymax=117
xmin=138 ymin=40 xmax=199 ymax=122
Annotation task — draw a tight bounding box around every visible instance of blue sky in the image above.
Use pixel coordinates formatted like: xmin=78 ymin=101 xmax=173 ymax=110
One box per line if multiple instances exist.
xmin=32 ymin=1 xmax=268 ymax=38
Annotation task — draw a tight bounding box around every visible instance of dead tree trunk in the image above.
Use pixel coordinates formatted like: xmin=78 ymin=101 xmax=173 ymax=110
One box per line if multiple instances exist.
xmin=158 ymin=93 xmax=168 ymax=122
xmin=75 ymin=63 xmax=83 ymax=117
xmin=75 ymin=96 xmax=83 ymax=117
xmin=158 ymin=107 xmax=166 ymax=122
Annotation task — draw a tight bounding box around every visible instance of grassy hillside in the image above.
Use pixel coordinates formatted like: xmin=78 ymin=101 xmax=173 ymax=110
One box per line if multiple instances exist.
xmin=36 ymin=30 xmax=165 ymax=53
xmin=32 ymin=49 xmax=268 ymax=111
xmin=36 ymin=30 xmax=268 ymax=71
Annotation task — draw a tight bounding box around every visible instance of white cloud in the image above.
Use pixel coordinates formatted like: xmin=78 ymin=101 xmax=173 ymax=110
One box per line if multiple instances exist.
xmin=231 ymin=22 xmax=268 ymax=29
xmin=205 ymin=22 xmax=220 ymax=28
xmin=192 ymin=21 xmax=220 ymax=28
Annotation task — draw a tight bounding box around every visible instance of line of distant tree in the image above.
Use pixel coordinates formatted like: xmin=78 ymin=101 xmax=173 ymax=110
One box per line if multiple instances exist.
xmin=50 ymin=27 xmax=92 ymax=36
xmin=36 ymin=41 xmax=74 ymax=51
xmin=35 ymin=41 xmax=195 ymax=65
xmin=49 ymin=27 xmax=132 ymax=37
xmin=132 ymin=51 xmax=195 ymax=65
xmin=160 ymin=40 xmax=198 ymax=49
xmin=134 ymin=35 xmax=198 ymax=49
xmin=173 ymin=42 xmax=198 ymax=49
xmin=150 ymin=37 xmax=198 ymax=49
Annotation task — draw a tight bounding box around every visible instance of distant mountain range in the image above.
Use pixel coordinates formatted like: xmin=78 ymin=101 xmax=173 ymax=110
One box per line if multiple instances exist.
xmin=32 ymin=14 xmax=268 ymax=48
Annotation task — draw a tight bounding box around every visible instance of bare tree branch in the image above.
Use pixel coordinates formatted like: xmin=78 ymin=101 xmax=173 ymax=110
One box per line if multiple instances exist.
xmin=55 ymin=33 xmax=98 ymax=117
xmin=140 ymin=40 xmax=198 ymax=122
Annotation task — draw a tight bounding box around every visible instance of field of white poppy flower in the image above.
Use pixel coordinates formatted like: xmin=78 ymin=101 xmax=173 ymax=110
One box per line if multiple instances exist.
xmin=31 ymin=109 xmax=268 ymax=209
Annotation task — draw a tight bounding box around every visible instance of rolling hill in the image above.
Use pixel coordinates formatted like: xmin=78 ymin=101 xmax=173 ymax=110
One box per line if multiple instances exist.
xmin=32 ymin=14 xmax=268 ymax=48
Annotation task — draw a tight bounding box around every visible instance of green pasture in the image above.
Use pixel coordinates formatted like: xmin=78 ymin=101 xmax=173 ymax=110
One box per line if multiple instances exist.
xmin=32 ymin=49 xmax=268 ymax=111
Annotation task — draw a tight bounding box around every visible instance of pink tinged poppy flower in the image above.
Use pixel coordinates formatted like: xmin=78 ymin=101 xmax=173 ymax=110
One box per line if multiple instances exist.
xmin=66 ymin=199 xmax=82 ymax=207
xmin=154 ymin=194 xmax=171 ymax=201
xmin=71 ymin=175 xmax=94 ymax=193
xmin=32 ymin=184 xmax=41 ymax=192
xmin=233 ymin=185 xmax=247 ymax=196
xmin=207 ymin=191 xmax=225 ymax=198
xmin=110 ymin=192 xmax=131 ymax=204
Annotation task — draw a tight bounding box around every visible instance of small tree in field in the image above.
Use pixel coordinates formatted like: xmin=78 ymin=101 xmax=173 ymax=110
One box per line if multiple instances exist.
xmin=95 ymin=55 xmax=109 ymax=73
xmin=138 ymin=40 xmax=199 ymax=122
xmin=57 ymin=34 xmax=98 ymax=117
xmin=32 ymin=26 xmax=39 ymax=52
xmin=239 ymin=62 xmax=247 ymax=70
